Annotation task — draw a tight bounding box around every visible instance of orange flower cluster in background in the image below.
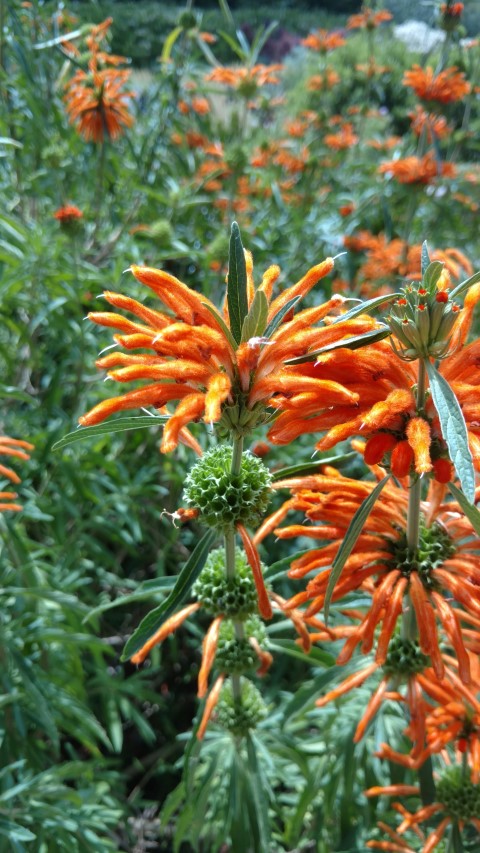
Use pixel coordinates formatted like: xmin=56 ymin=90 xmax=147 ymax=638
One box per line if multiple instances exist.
xmin=403 ymin=65 xmax=471 ymax=104
xmin=347 ymin=7 xmax=392 ymax=30
xmin=301 ymin=29 xmax=346 ymax=52
xmin=378 ymin=152 xmax=456 ymax=184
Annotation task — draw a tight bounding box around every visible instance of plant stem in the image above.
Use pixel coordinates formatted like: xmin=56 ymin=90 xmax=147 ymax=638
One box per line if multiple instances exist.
xmin=224 ymin=436 xmax=245 ymax=701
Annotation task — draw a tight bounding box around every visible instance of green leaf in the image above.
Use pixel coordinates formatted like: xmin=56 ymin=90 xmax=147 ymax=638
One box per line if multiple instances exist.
xmin=449 ymin=269 xmax=480 ymax=301
xmin=227 ymin=222 xmax=249 ymax=344
xmin=52 ymin=416 xmax=167 ymax=451
xmin=271 ymin=452 xmax=356 ymax=481
xmin=241 ymin=290 xmax=268 ymax=342
xmin=0 ymin=817 xmax=36 ymax=842
xmin=201 ymin=302 xmax=237 ymax=350
xmin=122 ymin=528 xmax=217 ymax=660
xmin=245 ymin=734 xmax=271 ymax=851
xmin=425 ymin=361 xmax=475 ymax=503
xmin=33 ymin=29 xmax=83 ymax=49
xmin=448 ymin=483 xmax=480 ymax=535
xmin=263 ymin=295 xmax=301 ymax=338
xmin=285 ymin=327 xmax=391 ymax=365
xmin=423 ymin=260 xmax=444 ymax=291
xmin=421 ymin=240 xmax=431 ymax=276
xmin=160 ymin=26 xmax=183 ymax=62
xmin=282 ymin=664 xmax=348 ymax=722
xmin=324 ymin=476 xmax=391 ymax=623
xmin=84 ymin=578 xmax=175 ymax=622
xmin=330 ymin=293 xmax=399 ymax=324
xmin=268 ymin=640 xmax=335 ymax=668
xmin=450 ymin=821 xmax=464 ymax=852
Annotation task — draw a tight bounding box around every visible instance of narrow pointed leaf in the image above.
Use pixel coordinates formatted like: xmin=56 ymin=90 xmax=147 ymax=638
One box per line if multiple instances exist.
xmin=241 ymin=290 xmax=268 ymax=342
xmin=324 ymin=476 xmax=391 ymax=623
xmin=421 ymin=241 xmax=431 ymax=277
xmin=263 ymin=295 xmax=301 ymax=338
xmin=425 ymin=361 xmax=475 ymax=503
xmin=160 ymin=26 xmax=183 ymax=63
xmin=330 ymin=293 xmax=399 ymax=324
xmin=423 ymin=260 xmax=444 ymax=290
xmin=448 ymin=483 xmax=480 ymax=535
xmin=34 ymin=29 xmax=83 ymax=49
xmin=271 ymin=452 xmax=356 ymax=481
xmin=201 ymin=301 xmax=237 ymax=350
xmin=245 ymin=735 xmax=271 ymax=851
xmin=285 ymin=326 xmax=390 ymax=365
xmin=84 ymin=578 xmax=176 ymax=622
xmin=52 ymin=416 xmax=167 ymax=451
xmin=227 ymin=222 xmax=248 ymax=343
xmin=122 ymin=528 xmax=217 ymax=660
xmin=449 ymin=269 xmax=480 ymax=301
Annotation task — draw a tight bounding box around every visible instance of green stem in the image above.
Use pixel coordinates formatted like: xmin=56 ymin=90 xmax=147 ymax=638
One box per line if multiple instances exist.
xmin=224 ymin=436 xmax=245 ymax=701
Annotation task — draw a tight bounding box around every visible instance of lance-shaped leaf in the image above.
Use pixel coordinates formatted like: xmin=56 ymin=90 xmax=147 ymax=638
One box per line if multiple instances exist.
xmin=324 ymin=476 xmax=391 ymax=623
xmin=52 ymin=416 xmax=167 ymax=451
xmin=263 ymin=295 xmax=301 ymax=338
xmin=122 ymin=528 xmax=217 ymax=660
xmin=227 ymin=221 xmax=248 ymax=344
xmin=449 ymin=269 xmax=480 ymax=301
xmin=285 ymin=326 xmax=390 ymax=366
xmin=423 ymin=260 xmax=444 ymax=291
xmin=425 ymin=361 xmax=475 ymax=503
xmin=448 ymin=483 xmax=480 ymax=536
xmin=241 ymin=290 xmax=268 ymax=342
xmin=160 ymin=26 xmax=183 ymax=63
xmin=201 ymin=301 xmax=237 ymax=350
xmin=330 ymin=293 xmax=400 ymax=325
xmin=84 ymin=577 xmax=176 ymax=622
xmin=271 ymin=452 xmax=356 ymax=481
xmin=421 ymin=240 xmax=431 ymax=277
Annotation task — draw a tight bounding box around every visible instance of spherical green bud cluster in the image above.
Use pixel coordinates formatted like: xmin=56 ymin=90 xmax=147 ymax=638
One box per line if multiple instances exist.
xmin=215 ymin=617 xmax=267 ymax=674
xmin=178 ymin=10 xmax=197 ymax=29
xmin=216 ymin=677 xmax=268 ymax=736
xmin=183 ymin=446 xmax=272 ymax=531
xmin=436 ymin=767 xmax=480 ymax=821
xmin=383 ymin=636 xmax=429 ymax=678
xmin=388 ymin=520 xmax=456 ymax=588
xmin=193 ymin=547 xmax=258 ymax=619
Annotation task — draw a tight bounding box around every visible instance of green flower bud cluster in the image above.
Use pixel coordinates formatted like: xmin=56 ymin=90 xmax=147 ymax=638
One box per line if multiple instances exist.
xmin=383 ymin=636 xmax=429 ymax=678
xmin=388 ymin=260 xmax=458 ymax=361
xmin=218 ymin=398 xmax=270 ymax=439
xmin=215 ymin=616 xmax=267 ymax=674
xmin=183 ymin=446 xmax=272 ymax=531
xmin=388 ymin=520 xmax=456 ymax=588
xmin=193 ymin=547 xmax=259 ymax=619
xmin=436 ymin=767 xmax=480 ymax=821
xmin=216 ymin=678 xmax=268 ymax=736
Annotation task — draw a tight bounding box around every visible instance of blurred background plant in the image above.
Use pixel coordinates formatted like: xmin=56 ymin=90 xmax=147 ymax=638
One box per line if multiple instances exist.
xmin=1 ymin=0 xmax=479 ymax=849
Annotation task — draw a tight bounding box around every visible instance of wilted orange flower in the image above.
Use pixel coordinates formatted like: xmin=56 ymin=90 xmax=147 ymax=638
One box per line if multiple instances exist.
xmin=80 ymin=237 xmax=378 ymax=452
xmin=356 ymin=61 xmax=391 ymax=77
xmin=324 ymin=122 xmax=359 ymax=150
xmin=403 ymin=64 xmax=470 ymax=103
xmin=367 ymin=136 xmax=402 ymax=150
xmin=352 ymin=235 xmax=472 ymax=289
xmin=53 ymin=204 xmax=83 ymax=223
xmin=256 ymin=471 xmax=480 ymax=683
xmin=379 ymin=152 xmax=456 ymax=184
xmin=409 ymin=105 xmax=452 ymax=140
xmin=0 ymin=436 xmax=34 ymax=512
xmin=301 ymin=29 xmax=346 ymax=52
xmin=347 ymin=8 xmax=392 ymax=29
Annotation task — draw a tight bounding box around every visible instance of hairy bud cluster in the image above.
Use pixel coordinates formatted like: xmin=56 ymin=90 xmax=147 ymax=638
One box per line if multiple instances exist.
xmin=388 ymin=260 xmax=459 ymax=361
xmin=383 ymin=636 xmax=429 ymax=678
xmin=216 ymin=617 xmax=267 ymax=674
xmin=436 ymin=767 xmax=480 ymax=821
xmin=193 ymin=547 xmax=259 ymax=619
xmin=216 ymin=678 xmax=268 ymax=736
xmin=183 ymin=446 xmax=272 ymax=531
xmin=388 ymin=521 xmax=456 ymax=588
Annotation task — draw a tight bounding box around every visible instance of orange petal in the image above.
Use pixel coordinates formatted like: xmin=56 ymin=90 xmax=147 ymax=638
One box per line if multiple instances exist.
xmin=130 ymin=601 xmax=201 ymax=664
xmin=197 ymin=674 xmax=225 ymax=740
xmin=237 ymin=524 xmax=272 ymax=619
xmin=197 ymin=615 xmax=223 ymax=698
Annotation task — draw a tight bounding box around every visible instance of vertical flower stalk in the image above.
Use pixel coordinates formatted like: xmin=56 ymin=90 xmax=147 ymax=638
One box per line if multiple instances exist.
xmin=225 ymin=434 xmax=245 ymax=702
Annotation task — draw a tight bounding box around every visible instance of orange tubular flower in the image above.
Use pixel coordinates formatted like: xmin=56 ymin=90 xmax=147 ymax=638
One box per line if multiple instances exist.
xmin=54 ymin=204 xmax=83 ymax=223
xmin=403 ymin=65 xmax=470 ymax=104
xmin=347 ymin=8 xmax=392 ymax=29
xmin=65 ymin=65 xmax=134 ymax=142
xmin=79 ymin=239 xmax=379 ymax=453
xmin=409 ymin=106 xmax=452 ymax=141
xmin=379 ymin=152 xmax=456 ymax=184
xmin=301 ymin=29 xmax=346 ymax=52
xmin=0 ymin=436 xmax=34 ymax=512
xmin=256 ymin=472 xmax=480 ymax=683
xmin=205 ymin=64 xmax=283 ymax=99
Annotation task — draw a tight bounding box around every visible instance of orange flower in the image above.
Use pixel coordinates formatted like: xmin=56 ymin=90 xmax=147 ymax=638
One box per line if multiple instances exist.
xmin=307 ymin=69 xmax=340 ymax=90
xmin=205 ymin=64 xmax=283 ymax=98
xmin=53 ymin=204 xmax=83 ymax=224
xmin=403 ymin=64 xmax=470 ymax=104
xmin=0 ymin=436 xmax=34 ymax=512
xmin=347 ymin=7 xmax=392 ymax=29
xmin=64 ymin=65 xmax=134 ymax=142
xmin=409 ymin=106 xmax=452 ymax=140
xmin=379 ymin=152 xmax=456 ymax=184
xmin=324 ymin=122 xmax=359 ymax=151
xmin=256 ymin=471 xmax=480 ymax=683
xmin=80 ymin=237 xmax=376 ymax=452
xmin=301 ymin=29 xmax=346 ymax=52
